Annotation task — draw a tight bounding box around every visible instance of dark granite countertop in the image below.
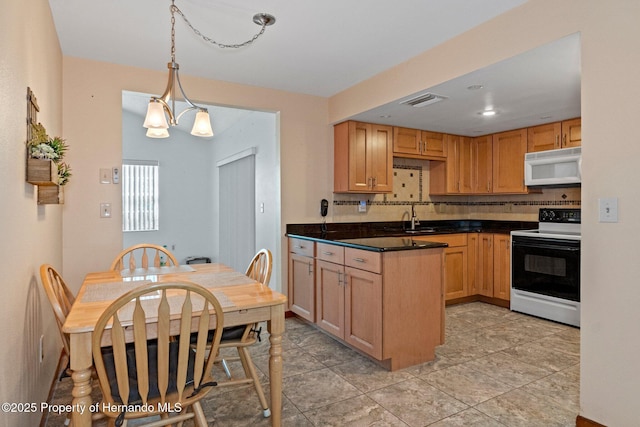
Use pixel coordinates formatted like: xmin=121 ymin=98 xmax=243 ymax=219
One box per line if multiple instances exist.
xmin=286 ymin=219 xmax=537 ymax=252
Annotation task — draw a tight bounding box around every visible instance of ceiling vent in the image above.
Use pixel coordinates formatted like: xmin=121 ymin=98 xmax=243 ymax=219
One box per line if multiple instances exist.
xmin=400 ymin=92 xmax=447 ymax=107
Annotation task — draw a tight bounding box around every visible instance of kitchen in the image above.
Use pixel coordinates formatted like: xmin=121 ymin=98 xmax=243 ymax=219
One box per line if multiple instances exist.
xmin=4 ymin=1 xmax=640 ymax=427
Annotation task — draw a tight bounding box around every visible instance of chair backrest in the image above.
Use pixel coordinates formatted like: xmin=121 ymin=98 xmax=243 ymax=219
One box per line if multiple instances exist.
xmin=92 ymin=281 xmax=224 ymax=414
xmin=245 ymin=249 xmax=272 ymax=286
xmin=40 ymin=264 xmax=75 ymax=356
xmin=110 ymin=244 xmax=179 ymax=271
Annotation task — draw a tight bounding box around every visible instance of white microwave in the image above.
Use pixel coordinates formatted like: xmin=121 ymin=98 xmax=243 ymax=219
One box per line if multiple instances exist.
xmin=525 ymin=147 xmax=581 ymax=187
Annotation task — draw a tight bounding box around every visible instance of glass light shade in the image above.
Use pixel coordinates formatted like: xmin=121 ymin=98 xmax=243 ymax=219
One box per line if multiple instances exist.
xmin=146 ymin=127 xmax=170 ymax=138
xmin=143 ymin=101 xmax=169 ymax=129
xmin=191 ymin=110 xmax=214 ymax=137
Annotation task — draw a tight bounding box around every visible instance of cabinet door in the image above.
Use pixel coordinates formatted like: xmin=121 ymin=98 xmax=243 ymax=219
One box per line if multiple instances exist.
xmin=527 ymin=122 xmax=561 ymax=152
xmin=345 ymin=266 xmax=382 ymax=359
xmin=562 ymin=118 xmax=581 ymax=148
xmin=347 ymin=121 xmax=372 ymax=192
xmin=492 ymin=129 xmax=527 ymax=193
xmin=422 ymin=131 xmax=447 ymax=158
xmin=467 ymin=233 xmax=479 ymax=295
xmin=393 ymin=127 xmax=421 ymax=156
xmin=458 ymin=136 xmax=473 ymax=194
xmin=493 ymin=234 xmax=511 ymax=301
xmin=315 ymin=260 xmax=345 ymax=338
xmin=477 ymin=234 xmax=494 ymax=297
xmin=473 ymin=135 xmax=493 ymax=193
xmin=369 ymin=124 xmax=394 ymax=192
xmin=289 ymin=253 xmax=315 ymax=322
xmin=443 ymin=246 xmax=468 ymax=300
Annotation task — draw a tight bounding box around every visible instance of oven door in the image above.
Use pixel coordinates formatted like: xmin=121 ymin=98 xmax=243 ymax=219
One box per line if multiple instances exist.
xmin=511 ymin=235 xmax=580 ymax=302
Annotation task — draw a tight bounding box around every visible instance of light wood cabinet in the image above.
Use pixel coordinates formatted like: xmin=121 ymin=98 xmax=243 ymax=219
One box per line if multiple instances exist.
xmin=288 ymin=238 xmax=316 ymax=322
xmin=344 ymin=265 xmax=383 ymax=358
xmin=561 ymin=118 xmax=581 ymax=148
xmin=470 ymin=233 xmax=510 ymax=301
xmin=334 ymin=121 xmax=393 ymax=193
xmin=492 ymin=128 xmax=528 ymax=194
xmin=393 ymin=127 xmax=446 ymax=160
xmin=316 ymin=245 xmax=382 ymax=359
xmin=493 ymin=234 xmax=511 ymax=301
xmin=527 ymin=118 xmax=581 ymax=152
xmin=300 ymin=240 xmax=445 ymax=370
xmin=413 ymin=234 xmax=468 ymax=300
xmin=430 ymin=134 xmax=492 ymax=195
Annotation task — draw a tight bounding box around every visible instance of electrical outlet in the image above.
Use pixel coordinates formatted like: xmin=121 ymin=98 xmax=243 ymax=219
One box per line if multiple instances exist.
xmin=599 ymin=197 xmax=618 ymax=223
xmin=358 ymin=200 xmax=367 ymax=213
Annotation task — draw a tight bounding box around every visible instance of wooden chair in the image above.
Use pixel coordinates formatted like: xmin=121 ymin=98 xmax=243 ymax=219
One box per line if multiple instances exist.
xmin=40 ymin=264 xmax=104 ymax=425
xmin=39 ymin=264 xmax=75 ymax=379
xmin=92 ymin=281 xmax=224 ymax=427
xmin=217 ymin=249 xmax=273 ymax=417
xmin=110 ymin=244 xmax=179 ymax=271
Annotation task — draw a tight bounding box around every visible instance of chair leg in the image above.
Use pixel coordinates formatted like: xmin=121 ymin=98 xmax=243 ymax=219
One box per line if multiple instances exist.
xmin=191 ymin=402 xmax=208 ymax=427
xmin=238 ymin=347 xmax=270 ymax=417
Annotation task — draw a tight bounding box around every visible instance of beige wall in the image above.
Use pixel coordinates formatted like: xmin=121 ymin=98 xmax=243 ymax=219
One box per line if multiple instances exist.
xmin=0 ymin=0 xmax=64 ymax=426
xmin=328 ymin=1 xmax=640 ymax=425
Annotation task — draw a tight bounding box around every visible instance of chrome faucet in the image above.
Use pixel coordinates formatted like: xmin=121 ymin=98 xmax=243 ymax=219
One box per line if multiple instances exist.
xmin=411 ymin=203 xmax=420 ymax=230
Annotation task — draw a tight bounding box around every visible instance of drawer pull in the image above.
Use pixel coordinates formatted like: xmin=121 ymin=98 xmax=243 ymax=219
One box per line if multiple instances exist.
xmin=294 ymin=245 xmax=305 ymax=249
xmin=353 ymin=258 xmax=366 ymax=263
xmin=322 ymin=251 xmax=334 ymax=256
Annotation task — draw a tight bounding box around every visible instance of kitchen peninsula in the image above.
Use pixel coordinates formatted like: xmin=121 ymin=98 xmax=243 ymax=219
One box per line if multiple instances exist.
xmin=286 ymin=219 xmax=536 ymax=370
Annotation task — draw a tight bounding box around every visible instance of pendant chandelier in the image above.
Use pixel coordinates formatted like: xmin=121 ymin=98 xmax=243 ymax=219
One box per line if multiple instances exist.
xmin=143 ymin=0 xmax=276 ymax=139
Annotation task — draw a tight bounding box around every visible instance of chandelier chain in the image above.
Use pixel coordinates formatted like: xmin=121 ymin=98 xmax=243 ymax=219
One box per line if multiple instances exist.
xmin=170 ymin=4 xmax=268 ymax=50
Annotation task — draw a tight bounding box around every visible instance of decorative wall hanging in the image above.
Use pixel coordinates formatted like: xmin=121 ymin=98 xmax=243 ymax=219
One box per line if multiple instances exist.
xmin=26 ymin=87 xmax=71 ymax=204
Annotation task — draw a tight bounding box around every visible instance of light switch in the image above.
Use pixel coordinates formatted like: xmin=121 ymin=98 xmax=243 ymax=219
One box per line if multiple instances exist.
xmin=100 ymin=203 xmax=112 ymax=218
xmin=598 ymin=197 xmax=618 ymax=223
xmin=100 ymin=168 xmax=111 ymax=184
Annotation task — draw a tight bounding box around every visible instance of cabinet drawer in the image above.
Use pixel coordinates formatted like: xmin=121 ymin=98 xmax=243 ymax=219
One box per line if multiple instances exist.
xmin=289 ymin=238 xmax=314 ymax=257
xmin=413 ymin=233 xmax=467 ymax=247
xmin=317 ymin=242 xmax=345 ymax=264
xmin=345 ymin=247 xmax=382 ymax=274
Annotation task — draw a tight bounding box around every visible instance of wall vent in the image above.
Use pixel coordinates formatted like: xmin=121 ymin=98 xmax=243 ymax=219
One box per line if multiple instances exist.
xmin=400 ymin=92 xmax=447 ymax=107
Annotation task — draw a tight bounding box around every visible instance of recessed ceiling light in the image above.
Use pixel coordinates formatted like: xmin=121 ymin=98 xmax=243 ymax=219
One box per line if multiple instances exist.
xmin=467 ymin=84 xmax=484 ymax=90
xmin=481 ymin=110 xmax=496 ymax=116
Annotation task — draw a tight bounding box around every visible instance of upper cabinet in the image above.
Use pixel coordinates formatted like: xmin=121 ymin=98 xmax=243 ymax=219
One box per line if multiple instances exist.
xmin=527 ymin=118 xmax=581 ymax=152
xmin=430 ymin=134 xmax=493 ymax=195
xmin=492 ymin=128 xmax=528 ymax=194
xmin=334 ymin=121 xmax=393 ymax=193
xmin=393 ymin=127 xmax=447 ymax=160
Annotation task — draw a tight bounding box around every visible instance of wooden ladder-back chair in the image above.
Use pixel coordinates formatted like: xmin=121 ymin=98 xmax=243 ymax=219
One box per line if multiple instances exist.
xmin=110 ymin=244 xmax=179 ymax=271
xmin=217 ymin=249 xmax=273 ymax=418
xmin=40 ymin=264 xmax=105 ymax=425
xmin=92 ymin=281 xmax=224 ymax=427
xmin=39 ymin=264 xmax=75 ymax=376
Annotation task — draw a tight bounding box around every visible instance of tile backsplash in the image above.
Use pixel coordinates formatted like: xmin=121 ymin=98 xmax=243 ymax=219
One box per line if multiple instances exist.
xmin=332 ymin=158 xmax=581 ymax=223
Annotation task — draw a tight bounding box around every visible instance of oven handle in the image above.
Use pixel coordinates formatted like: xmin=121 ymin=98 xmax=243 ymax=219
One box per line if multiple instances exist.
xmin=512 ymin=240 xmax=580 ymax=251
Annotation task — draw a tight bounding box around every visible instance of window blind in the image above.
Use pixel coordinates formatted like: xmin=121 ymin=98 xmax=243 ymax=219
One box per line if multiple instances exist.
xmin=122 ymin=160 xmax=159 ymax=232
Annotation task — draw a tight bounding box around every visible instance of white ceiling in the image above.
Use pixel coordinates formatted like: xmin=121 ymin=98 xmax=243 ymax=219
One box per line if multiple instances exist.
xmin=51 ymin=0 xmax=581 ymax=135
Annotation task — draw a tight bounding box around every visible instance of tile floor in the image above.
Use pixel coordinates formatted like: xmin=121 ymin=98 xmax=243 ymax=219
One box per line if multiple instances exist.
xmin=45 ymin=302 xmax=580 ymax=426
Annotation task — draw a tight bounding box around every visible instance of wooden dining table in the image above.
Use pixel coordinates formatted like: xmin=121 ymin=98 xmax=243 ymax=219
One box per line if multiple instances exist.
xmin=62 ymin=263 xmax=288 ymax=427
